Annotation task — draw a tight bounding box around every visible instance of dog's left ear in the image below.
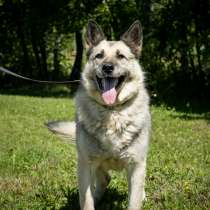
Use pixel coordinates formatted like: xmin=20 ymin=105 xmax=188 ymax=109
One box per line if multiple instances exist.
xmin=86 ymin=20 xmax=105 ymax=47
xmin=121 ymin=20 xmax=143 ymax=58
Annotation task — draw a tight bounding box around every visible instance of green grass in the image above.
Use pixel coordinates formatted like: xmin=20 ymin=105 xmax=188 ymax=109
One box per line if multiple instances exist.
xmin=0 ymin=89 xmax=209 ymax=210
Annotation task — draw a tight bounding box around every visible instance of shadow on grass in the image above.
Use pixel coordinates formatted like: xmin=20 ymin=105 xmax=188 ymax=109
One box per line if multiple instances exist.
xmin=60 ymin=187 xmax=127 ymax=210
xmin=0 ymin=84 xmax=78 ymax=98
xmin=152 ymin=95 xmax=210 ymax=122
xmin=60 ymin=188 xmax=80 ymax=210
xmin=1 ymin=85 xmax=209 ymax=121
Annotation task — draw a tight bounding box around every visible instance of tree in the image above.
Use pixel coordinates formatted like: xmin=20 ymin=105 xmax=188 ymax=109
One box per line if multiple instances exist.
xmin=0 ymin=0 xmax=209 ymax=98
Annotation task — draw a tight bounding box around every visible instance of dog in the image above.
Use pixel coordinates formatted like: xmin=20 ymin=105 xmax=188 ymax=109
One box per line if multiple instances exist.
xmin=47 ymin=20 xmax=151 ymax=210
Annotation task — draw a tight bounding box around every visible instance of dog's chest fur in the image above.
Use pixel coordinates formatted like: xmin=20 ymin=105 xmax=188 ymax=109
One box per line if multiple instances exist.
xmin=89 ymin=110 xmax=135 ymax=151
xmin=76 ymin=88 xmax=148 ymax=160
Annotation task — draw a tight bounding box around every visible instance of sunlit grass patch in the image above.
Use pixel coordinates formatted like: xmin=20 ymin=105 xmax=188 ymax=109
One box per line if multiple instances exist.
xmin=0 ymin=92 xmax=209 ymax=209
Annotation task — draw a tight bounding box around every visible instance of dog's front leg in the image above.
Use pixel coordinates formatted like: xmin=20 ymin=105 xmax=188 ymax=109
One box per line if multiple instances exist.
xmin=127 ymin=160 xmax=146 ymax=210
xmin=78 ymin=156 xmax=95 ymax=210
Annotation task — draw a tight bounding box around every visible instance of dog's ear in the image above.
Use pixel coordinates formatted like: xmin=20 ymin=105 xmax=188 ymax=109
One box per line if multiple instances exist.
xmin=121 ymin=20 xmax=143 ymax=58
xmin=86 ymin=20 xmax=105 ymax=47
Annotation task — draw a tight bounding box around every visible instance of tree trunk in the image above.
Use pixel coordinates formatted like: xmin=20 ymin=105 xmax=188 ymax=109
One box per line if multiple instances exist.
xmin=179 ymin=22 xmax=189 ymax=74
xmin=53 ymin=34 xmax=62 ymax=78
xmin=135 ymin=0 xmax=151 ymax=27
xmin=31 ymin=30 xmax=42 ymax=78
xmin=70 ymin=30 xmax=83 ymax=80
xmin=40 ymin=38 xmax=48 ymax=78
xmin=17 ymin=23 xmax=30 ymax=75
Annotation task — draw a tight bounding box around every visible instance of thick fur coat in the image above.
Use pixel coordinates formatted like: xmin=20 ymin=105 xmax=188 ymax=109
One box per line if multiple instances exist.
xmin=47 ymin=20 xmax=151 ymax=210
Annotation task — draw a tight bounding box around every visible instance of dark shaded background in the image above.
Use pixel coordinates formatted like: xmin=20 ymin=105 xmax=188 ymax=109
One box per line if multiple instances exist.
xmin=0 ymin=0 xmax=209 ymax=102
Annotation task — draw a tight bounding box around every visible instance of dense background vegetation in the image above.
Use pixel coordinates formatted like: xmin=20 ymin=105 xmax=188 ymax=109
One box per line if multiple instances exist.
xmin=0 ymin=0 xmax=209 ymax=98
xmin=0 ymin=1 xmax=210 ymax=209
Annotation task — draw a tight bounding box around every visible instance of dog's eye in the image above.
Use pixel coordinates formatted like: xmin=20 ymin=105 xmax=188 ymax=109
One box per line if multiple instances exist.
xmin=117 ymin=54 xmax=126 ymax=59
xmin=95 ymin=53 xmax=104 ymax=59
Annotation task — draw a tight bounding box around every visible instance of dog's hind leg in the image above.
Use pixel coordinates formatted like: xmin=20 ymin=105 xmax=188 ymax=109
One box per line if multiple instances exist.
xmin=94 ymin=167 xmax=111 ymax=203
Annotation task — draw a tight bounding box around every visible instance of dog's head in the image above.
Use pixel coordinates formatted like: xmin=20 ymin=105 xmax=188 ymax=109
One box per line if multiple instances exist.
xmin=82 ymin=20 xmax=145 ymax=106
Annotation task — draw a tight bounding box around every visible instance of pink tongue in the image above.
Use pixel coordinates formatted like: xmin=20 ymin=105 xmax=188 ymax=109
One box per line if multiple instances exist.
xmin=102 ymin=88 xmax=117 ymax=105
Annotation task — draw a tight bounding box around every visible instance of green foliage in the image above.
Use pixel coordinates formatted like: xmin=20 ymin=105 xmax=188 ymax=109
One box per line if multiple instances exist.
xmin=140 ymin=0 xmax=210 ymax=96
xmin=0 ymin=0 xmax=209 ymax=96
xmin=0 ymin=91 xmax=209 ymax=209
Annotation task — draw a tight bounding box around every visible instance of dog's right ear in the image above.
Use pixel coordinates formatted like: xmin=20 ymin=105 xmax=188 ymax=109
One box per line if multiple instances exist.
xmin=86 ymin=20 xmax=105 ymax=47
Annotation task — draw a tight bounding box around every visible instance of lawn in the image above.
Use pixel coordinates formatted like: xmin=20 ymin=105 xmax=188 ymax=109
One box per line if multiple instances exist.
xmin=0 ymin=87 xmax=209 ymax=210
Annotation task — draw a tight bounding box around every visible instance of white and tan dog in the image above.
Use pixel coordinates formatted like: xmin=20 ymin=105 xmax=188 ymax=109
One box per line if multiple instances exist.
xmin=47 ymin=20 xmax=151 ymax=210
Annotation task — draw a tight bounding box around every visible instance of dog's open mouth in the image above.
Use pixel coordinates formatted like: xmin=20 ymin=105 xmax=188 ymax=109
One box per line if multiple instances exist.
xmin=96 ymin=76 xmax=125 ymax=105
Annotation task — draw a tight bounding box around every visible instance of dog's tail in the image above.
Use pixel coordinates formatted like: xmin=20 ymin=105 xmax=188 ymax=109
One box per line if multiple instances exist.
xmin=45 ymin=121 xmax=76 ymax=144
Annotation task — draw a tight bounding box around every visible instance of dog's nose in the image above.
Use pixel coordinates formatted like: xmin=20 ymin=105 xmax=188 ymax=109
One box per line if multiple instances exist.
xmin=102 ymin=63 xmax=114 ymax=74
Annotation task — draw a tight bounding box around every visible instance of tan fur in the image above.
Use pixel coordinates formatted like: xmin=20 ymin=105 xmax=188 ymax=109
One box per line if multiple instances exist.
xmin=76 ymin=21 xmax=151 ymax=209
xmin=47 ymin=21 xmax=151 ymax=210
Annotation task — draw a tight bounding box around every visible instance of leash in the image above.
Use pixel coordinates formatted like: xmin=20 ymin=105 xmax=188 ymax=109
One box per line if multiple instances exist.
xmin=0 ymin=66 xmax=80 ymax=84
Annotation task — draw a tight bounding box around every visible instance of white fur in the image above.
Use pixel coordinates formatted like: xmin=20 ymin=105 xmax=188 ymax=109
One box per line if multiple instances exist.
xmin=75 ymin=40 xmax=151 ymax=210
xmin=46 ymin=39 xmax=151 ymax=210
